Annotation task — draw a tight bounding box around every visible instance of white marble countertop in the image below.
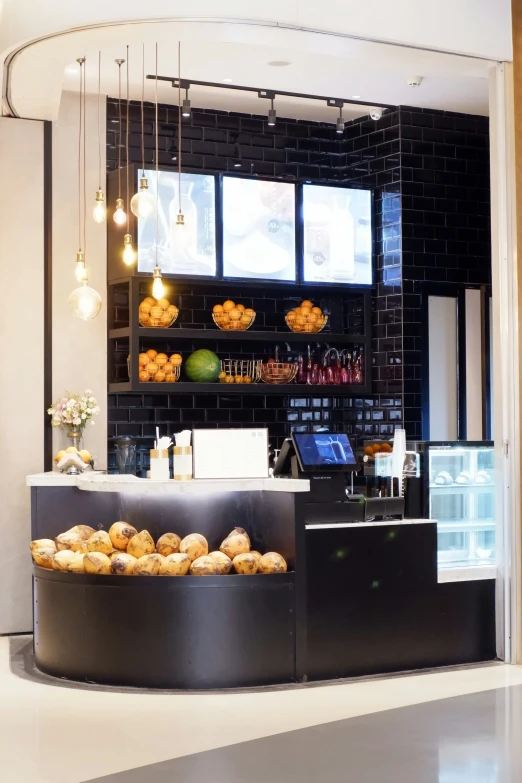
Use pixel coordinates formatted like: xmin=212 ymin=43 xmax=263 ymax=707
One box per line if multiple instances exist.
xmin=305 ymin=519 xmax=436 ymax=530
xmin=26 ymin=472 xmax=310 ymax=494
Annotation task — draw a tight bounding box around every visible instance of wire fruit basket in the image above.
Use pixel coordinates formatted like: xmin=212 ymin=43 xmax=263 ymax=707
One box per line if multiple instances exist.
xmin=137 ymin=352 xmax=182 ymax=383
xmin=219 ymin=359 xmax=262 ymax=384
xmin=285 ymin=313 xmax=328 ymax=334
xmin=139 ymin=297 xmax=179 ymax=328
xmin=261 ymin=362 xmax=298 ymax=385
xmin=212 ymin=309 xmax=256 ymax=331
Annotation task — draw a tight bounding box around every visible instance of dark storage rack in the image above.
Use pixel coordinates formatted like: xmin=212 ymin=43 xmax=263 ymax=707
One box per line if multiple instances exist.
xmin=108 ymin=275 xmax=372 ymax=395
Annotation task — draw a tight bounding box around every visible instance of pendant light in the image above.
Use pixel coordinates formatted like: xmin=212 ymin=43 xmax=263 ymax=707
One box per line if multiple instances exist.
xmin=130 ymin=43 xmax=156 ymax=219
xmin=122 ymin=46 xmax=136 ymax=265
xmin=151 ymin=42 xmax=165 ymax=301
xmin=69 ymin=56 xmax=102 ymax=321
xmin=92 ymin=51 xmax=106 ymax=223
xmin=113 ymin=57 xmax=127 ymax=225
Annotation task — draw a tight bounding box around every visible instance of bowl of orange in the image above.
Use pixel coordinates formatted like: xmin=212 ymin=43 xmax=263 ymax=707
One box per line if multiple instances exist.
xmin=212 ymin=300 xmax=256 ymax=331
xmin=285 ymin=299 xmax=328 ymax=333
xmin=138 ymin=350 xmax=182 ymax=383
xmin=139 ymin=296 xmax=179 ymax=328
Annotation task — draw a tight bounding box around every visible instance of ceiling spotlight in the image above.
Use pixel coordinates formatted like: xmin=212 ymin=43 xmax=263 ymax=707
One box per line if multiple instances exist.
xmin=268 ymin=98 xmax=276 ymax=126
xmin=182 ymin=88 xmax=191 ymax=118
xmin=336 ymin=106 xmax=344 ymax=134
xmin=268 ymin=60 xmax=291 ymax=67
xmin=351 ymin=95 xmax=361 ymax=99
xmin=370 ymin=107 xmax=383 ymax=121
xmin=222 ymin=78 xmax=233 ymax=83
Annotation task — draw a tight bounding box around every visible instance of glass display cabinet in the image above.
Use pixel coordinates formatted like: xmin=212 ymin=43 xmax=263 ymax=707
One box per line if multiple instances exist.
xmin=425 ymin=442 xmax=495 ymax=570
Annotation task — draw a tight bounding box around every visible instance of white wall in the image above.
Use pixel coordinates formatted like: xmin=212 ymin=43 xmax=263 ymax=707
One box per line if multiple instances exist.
xmin=0 ymin=117 xmax=45 ymax=633
xmin=52 ymin=91 xmax=107 ymax=468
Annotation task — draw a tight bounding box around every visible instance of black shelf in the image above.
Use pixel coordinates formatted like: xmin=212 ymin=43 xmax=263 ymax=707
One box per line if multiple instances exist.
xmin=108 ymin=382 xmax=371 ymax=395
xmin=109 ymin=326 xmax=366 ymax=344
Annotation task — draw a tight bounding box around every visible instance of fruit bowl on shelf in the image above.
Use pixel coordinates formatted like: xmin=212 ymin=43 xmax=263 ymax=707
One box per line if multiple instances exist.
xmin=285 ymin=299 xmax=328 ymax=334
xmin=219 ymin=359 xmax=262 ymax=385
xmin=261 ymin=362 xmax=298 ymax=385
xmin=212 ymin=300 xmax=256 ymax=331
xmin=139 ymin=296 xmax=179 ymax=328
xmin=138 ymin=351 xmax=182 ymax=383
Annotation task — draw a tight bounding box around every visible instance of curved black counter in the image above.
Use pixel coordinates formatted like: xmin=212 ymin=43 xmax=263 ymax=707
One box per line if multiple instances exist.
xmin=34 ymin=567 xmax=295 ymax=689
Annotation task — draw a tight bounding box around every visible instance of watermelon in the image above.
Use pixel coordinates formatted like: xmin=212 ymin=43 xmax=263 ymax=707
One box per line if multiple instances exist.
xmin=185 ymin=349 xmax=221 ymax=383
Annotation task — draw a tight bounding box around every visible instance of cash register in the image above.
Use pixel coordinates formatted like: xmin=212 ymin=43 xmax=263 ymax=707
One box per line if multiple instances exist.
xmin=274 ymin=433 xmax=404 ymax=522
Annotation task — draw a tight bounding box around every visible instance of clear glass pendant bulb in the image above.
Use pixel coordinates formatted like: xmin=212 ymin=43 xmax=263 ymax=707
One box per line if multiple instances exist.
xmin=93 ymin=190 xmax=106 ymax=223
xmin=113 ymin=198 xmax=127 ymax=225
xmin=123 ymin=234 xmax=136 ymax=266
xmin=130 ymin=177 xmax=156 ymax=218
xmin=152 ymin=267 xmax=165 ymax=300
xmin=74 ymin=252 xmax=88 ymax=282
xmin=68 ymin=282 xmax=102 ymax=321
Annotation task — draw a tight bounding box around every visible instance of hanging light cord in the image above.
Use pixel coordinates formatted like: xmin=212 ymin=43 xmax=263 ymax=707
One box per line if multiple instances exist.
xmin=83 ymin=57 xmax=87 ymax=259
xmin=178 ymin=41 xmax=182 ymax=216
xmin=155 ymin=42 xmax=159 ymax=268
xmin=126 ymin=44 xmax=130 ymax=233
xmin=117 ymin=60 xmax=122 ymax=198
xmin=97 ymin=51 xmax=102 ymax=190
xmin=141 ymin=43 xmax=145 ymax=177
xmin=78 ymin=59 xmax=83 ymax=252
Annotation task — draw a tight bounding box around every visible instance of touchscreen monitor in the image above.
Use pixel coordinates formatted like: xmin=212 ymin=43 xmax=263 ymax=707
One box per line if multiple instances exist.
xmin=292 ymin=433 xmax=357 ymax=472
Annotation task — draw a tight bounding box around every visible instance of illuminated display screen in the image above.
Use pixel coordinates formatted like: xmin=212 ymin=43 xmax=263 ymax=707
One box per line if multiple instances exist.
xmin=302 ymin=184 xmax=372 ymax=285
xmin=222 ymin=176 xmax=296 ymax=281
xmin=137 ymin=170 xmax=216 ymax=277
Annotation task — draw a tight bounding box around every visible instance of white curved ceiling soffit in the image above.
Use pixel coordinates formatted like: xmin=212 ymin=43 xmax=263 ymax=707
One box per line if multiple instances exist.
xmin=1 ymin=2 xmax=510 ymax=121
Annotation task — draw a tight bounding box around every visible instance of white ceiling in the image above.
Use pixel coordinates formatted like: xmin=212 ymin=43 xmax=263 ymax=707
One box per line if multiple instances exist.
xmin=3 ymin=16 xmax=495 ymax=122
xmin=58 ymin=39 xmax=491 ymax=124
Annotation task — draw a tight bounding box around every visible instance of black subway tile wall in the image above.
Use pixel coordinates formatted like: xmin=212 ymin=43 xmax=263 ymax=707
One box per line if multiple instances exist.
xmin=399 ymin=107 xmax=490 ymax=438
xmin=106 ymin=99 xmax=490 ymax=467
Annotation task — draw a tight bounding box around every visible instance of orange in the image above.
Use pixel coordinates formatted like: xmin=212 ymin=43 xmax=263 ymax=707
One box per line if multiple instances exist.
xmin=143 ymin=297 xmax=156 ymax=306
xmin=139 ymin=353 xmax=149 ymax=366
xmin=139 ymin=370 xmax=149 ymax=382
xmin=146 ymin=349 xmax=158 ymax=359
xmin=294 ymin=306 xmax=302 ymax=315
xmin=236 ymin=303 xmax=245 ymax=312
xmin=213 ymin=304 xmax=224 ymax=314
xmin=139 ymin=313 xmax=150 ymax=325
xmin=157 ymin=298 xmax=170 ymax=309
xmin=161 ymin=312 xmax=173 ymax=326
xmin=139 ymin=301 xmax=152 ymax=314
xmin=170 ymin=354 xmax=182 ymax=367
xmin=223 ymin=300 xmax=236 ymax=312
xmin=151 ymin=306 xmax=163 ymax=319
xmin=243 ymin=376 xmax=252 ymax=384
xmin=147 ymin=362 xmax=158 ymax=375
xmin=156 ymin=353 xmax=168 ymax=366
xmin=312 ymin=306 xmax=322 ymax=315
xmin=234 ymin=375 xmax=243 ymax=383
xmin=165 ymin=373 xmax=178 ymax=382
xmin=153 ymin=370 xmax=166 ymax=382
xmin=164 ymin=362 xmax=173 ymax=374
xmin=229 ymin=309 xmax=241 ymax=321
xmin=240 ymin=314 xmax=251 ymax=326
xmin=309 ymin=312 xmax=318 ymax=323
xmin=301 ymin=305 xmax=311 ymax=316
xmin=301 ymin=300 xmax=313 ymax=309
xmin=286 ymin=311 xmax=296 ymax=322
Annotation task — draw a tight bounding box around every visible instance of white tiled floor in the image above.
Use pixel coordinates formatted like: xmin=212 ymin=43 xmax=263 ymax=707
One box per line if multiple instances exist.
xmin=3 ymin=636 xmax=522 ymax=783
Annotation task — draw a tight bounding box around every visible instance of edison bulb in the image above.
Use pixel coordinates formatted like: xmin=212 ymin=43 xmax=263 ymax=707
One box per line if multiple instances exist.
xmin=68 ymin=283 xmax=102 ymax=321
xmin=74 ymin=252 xmax=88 ymax=282
xmin=152 ymin=267 xmax=165 ymax=300
xmin=93 ymin=190 xmax=106 ymax=223
xmin=130 ymin=177 xmax=156 ymax=218
xmin=123 ymin=234 xmax=136 ymax=266
xmin=113 ymin=198 xmax=126 ymax=225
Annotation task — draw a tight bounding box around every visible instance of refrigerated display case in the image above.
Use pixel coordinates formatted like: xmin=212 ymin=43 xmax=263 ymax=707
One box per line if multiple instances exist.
xmin=425 ymin=442 xmax=495 ymax=570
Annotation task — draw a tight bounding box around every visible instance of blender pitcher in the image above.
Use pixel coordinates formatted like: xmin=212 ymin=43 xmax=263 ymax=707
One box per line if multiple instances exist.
xmin=115 ymin=437 xmax=137 ymax=475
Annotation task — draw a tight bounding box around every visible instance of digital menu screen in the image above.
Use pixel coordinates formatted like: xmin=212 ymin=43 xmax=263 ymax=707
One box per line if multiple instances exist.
xmin=293 ymin=433 xmax=357 ymax=472
xmin=137 ymin=171 xmax=216 ymax=277
xmin=302 ymin=184 xmax=372 ymax=285
xmin=222 ymin=176 xmax=296 ymax=281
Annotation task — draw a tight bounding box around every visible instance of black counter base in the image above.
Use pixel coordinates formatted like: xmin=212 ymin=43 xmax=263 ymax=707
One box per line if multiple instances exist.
xmin=34 ymin=569 xmax=295 ymax=689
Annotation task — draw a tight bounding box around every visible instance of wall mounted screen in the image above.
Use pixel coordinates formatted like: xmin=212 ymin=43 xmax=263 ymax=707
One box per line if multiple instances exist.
xmin=302 ymin=184 xmax=372 ymax=285
xmin=137 ymin=171 xmax=216 ymax=277
xmin=222 ymin=176 xmax=296 ymax=281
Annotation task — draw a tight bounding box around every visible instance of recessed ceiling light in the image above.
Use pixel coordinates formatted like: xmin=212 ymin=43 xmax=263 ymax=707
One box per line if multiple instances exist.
xmin=352 ymin=95 xmax=361 ymax=99
xmin=222 ymin=78 xmax=233 ymax=83
xmin=268 ymin=60 xmax=291 ymax=67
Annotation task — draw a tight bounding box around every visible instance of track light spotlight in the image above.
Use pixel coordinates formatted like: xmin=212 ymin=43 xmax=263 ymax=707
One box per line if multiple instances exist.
xmin=267 ymin=98 xmax=276 ymax=126
xmin=182 ymin=88 xmax=191 ymax=118
xmin=336 ymin=107 xmax=344 ymax=134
